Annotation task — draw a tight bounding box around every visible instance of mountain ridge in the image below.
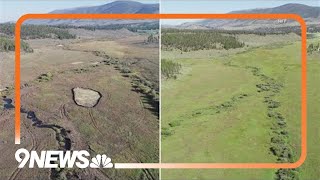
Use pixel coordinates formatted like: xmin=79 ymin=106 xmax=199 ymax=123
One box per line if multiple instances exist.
xmin=26 ymin=0 xmax=159 ymax=26
xmin=228 ymin=3 xmax=320 ymax=18
xmin=49 ymin=1 xmax=158 ymax=14
xmin=177 ymin=3 xmax=320 ymax=30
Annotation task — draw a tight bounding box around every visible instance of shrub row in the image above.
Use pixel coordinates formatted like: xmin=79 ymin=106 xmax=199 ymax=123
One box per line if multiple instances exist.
xmin=256 ymin=82 xmax=283 ymax=93
xmin=246 ymin=66 xmax=283 ymax=93
xmin=161 ymin=59 xmax=182 ymax=79
xmin=71 ymin=68 xmax=90 ymax=74
xmin=246 ymin=66 xmax=275 ymax=82
xmin=102 ymin=57 xmax=159 ymax=111
xmin=146 ymin=34 xmax=159 ymax=43
xmin=191 ymin=93 xmax=249 ymax=117
xmin=215 ymin=93 xmax=248 ymax=112
xmin=275 ymin=169 xmax=299 ymax=180
xmin=223 ymin=61 xmax=239 ymax=68
xmin=163 ymin=92 xmax=249 ymax=140
xmin=249 ymin=66 xmax=298 ymax=180
xmin=36 ymin=72 xmax=53 ymax=82
xmin=307 ymin=43 xmax=320 ymax=54
xmin=0 ymin=36 xmax=33 ymax=52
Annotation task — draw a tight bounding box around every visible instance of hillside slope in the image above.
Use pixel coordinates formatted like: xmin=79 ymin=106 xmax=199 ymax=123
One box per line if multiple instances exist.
xmin=26 ymin=0 xmax=159 ymax=26
xmin=179 ymin=3 xmax=320 ymax=30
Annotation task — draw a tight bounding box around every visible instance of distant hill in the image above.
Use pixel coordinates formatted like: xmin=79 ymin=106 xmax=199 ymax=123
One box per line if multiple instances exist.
xmin=26 ymin=0 xmax=159 ymax=26
xmin=229 ymin=3 xmax=320 ymax=18
xmin=50 ymin=0 xmax=158 ymax=14
xmin=178 ymin=3 xmax=320 ymax=30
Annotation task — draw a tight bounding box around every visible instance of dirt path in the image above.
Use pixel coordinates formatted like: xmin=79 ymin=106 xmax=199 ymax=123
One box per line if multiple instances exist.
xmin=59 ymin=104 xmax=71 ymax=121
xmin=88 ymin=108 xmax=103 ymax=135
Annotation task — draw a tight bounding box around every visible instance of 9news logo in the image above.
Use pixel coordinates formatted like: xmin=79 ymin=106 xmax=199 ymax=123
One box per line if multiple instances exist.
xmin=15 ymin=148 xmax=113 ymax=168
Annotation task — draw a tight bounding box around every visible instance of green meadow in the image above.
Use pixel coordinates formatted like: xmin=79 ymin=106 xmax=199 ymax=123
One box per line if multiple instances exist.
xmin=161 ymin=33 xmax=320 ymax=180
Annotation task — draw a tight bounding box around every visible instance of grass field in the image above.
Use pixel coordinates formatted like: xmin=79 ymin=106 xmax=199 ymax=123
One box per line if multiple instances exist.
xmin=299 ymin=37 xmax=320 ymax=180
xmin=161 ymin=33 xmax=320 ymax=180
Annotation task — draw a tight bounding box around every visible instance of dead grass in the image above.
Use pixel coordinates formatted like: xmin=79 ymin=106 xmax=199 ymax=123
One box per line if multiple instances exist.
xmin=0 ymin=31 xmax=159 ymax=179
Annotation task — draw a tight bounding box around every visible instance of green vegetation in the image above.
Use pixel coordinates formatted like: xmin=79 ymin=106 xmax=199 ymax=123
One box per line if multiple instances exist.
xmin=298 ymin=37 xmax=320 ymax=180
xmin=100 ymin=57 xmax=159 ymax=112
xmin=0 ymin=36 xmax=33 ymax=52
xmin=161 ymin=33 xmax=312 ymax=179
xmin=54 ymin=22 xmax=159 ymax=32
xmin=307 ymin=42 xmax=320 ymax=54
xmin=162 ymin=29 xmax=245 ymax=52
xmin=36 ymin=72 xmax=53 ymax=82
xmin=161 ymin=59 xmax=181 ymax=79
xmin=245 ymin=65 xmax=297 ymax=179
xmin=146 ymin=34 xmax=159 ymax=43
xmin=0 ymin=23 xmax=75 ymax=39
xmin=71 ymin=68 xmax=90 ymax=74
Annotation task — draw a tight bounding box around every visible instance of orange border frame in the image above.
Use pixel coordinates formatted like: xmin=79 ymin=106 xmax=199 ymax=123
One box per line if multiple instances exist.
xmin=15 ymin=14 xmax=307 ymax=169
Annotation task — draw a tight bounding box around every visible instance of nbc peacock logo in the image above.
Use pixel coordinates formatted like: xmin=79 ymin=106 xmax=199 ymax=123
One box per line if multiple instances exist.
xmin=90 ymin=154 xmax=113 ymax=168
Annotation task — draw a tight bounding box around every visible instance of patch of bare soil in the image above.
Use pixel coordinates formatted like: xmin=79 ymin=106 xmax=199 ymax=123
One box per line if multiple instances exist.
xmin=72 ymin=87 xmax=101 ymax=108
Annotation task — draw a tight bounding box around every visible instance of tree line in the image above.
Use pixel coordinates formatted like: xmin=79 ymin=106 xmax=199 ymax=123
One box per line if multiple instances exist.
xmin=308 ymin=43 xmax=320 ymax=54
xmin=0 ymin=23 xmax=76 ymax=39
xmin=162 ymin=29 xmax=245 ymax=52
xmin=146 ymin=34 xmax=159 ymax=43
xmin=53 ymin=22 xmax=159 ymax=32
xmin=0 ymin=36 xmax=33 ymax=52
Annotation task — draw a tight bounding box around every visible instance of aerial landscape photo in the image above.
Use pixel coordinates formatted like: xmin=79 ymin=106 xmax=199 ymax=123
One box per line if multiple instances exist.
xmin=161 ymin=1 xmax=320 ymax=180
xmin=1 ymin=0 xmax=320 ymax=180
xmin=0 ymin=0 xmax=159 ymax=179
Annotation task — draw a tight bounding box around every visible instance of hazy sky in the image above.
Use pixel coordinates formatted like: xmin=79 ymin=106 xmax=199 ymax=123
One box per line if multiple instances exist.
xmin=0 ymin=0 xmax=158 ymax=22
xmin=161 ymin=0 xmax=319 ymax=13
xmin=0 ymin=0 xmax=319 ymax=23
